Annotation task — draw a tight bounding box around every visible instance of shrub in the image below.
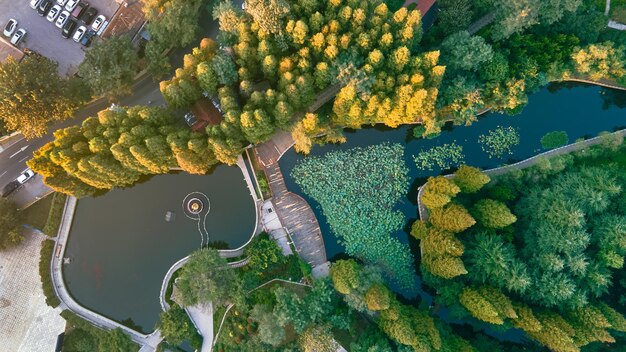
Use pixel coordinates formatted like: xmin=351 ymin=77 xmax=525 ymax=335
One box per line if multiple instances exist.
xmin=42 ymin=193 xmax=67 ymax=237
xmin=39 ymin=239 xmax=60 ymax=308
xmin=540 ymin=131 xmax=569 ymax=149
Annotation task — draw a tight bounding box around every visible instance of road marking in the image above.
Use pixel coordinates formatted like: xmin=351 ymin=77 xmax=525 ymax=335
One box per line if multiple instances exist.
xmin=9 ymin=145 xmax=29 ymax=159
xmin=19 ymin=156 xmax=29 ymax=163
xmin=0 ymin=171 xmax=6 ymax=177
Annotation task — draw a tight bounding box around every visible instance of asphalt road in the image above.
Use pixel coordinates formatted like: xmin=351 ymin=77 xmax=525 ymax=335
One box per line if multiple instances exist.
xmin=0 ymin=73 xmax=164 ymax=187
xmin=0 ymin=3 xmax=232 ymax=190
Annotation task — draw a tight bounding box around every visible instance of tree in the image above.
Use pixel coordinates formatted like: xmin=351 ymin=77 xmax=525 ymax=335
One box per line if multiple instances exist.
xmin=472 ymin=199 xmax=517 ymax=229
xmin=244 ymin=0 xmax=291 ymax=34
xmin=298 ymin=325 xmax=335 ymax=352
xmin=0 ymin=56 xmax=81 ymax=139
xmin=97 ymin=328 xmax=135 ymax=352
xmin=365 ymin=283 xmax=391 ymax=311
xmin=78 ymin=35 xmax=138 ymax=99
xmin=437 ymin=0 xmax=473 ymax=36
xmin=453 ymin=165 xmax=490 ymax=193
xmin=212 ymin=0 xmax=243 ymax=33
xmin=541 ymin=131 xmax=569 ymax=149
xmin=0 ymin=198 xmax=23 ymax=250
xmin=459 ymin=287 xmax=504 ymax=325
xmin=571 ymin=42 xmax=626 ymax=81
xmin=244 ymin=232 xmax=286 ymax=277
xmin=211 ymin=53 xmax=239 ymax=86
xmin=144 ymin=0 xmax=204 ymax=49
xmin=158 ymin=304 xmax=200 ymax=347
xmin=176 ymin=248 xmax=242 ymax=306
xmin=441 ymin=31 xmax=493 ymax=72
xmin=250 ymin=304 xmax=285 ymax=346
xmin=429 ymin=203 xmax=476 ymax=233
xmin=422 ymin=176 xmax=460 ymax=209
xmin=330 ymin=259 xmax=363 ymax=295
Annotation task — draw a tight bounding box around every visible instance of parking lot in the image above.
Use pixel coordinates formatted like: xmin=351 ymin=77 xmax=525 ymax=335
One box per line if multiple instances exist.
xmin=0 ymin=0 xmax=120 ymax=76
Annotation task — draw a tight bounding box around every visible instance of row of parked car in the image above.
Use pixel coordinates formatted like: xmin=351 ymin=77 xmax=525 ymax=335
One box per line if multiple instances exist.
xmin=3 ymin=19 xmax=26 ymax=45
xmin=30 ymin=0 xmax=107 ymax=45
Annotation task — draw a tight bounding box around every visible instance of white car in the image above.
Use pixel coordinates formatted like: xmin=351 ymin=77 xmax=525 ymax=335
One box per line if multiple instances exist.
xmin=64 ymin=0 xmax=78 ymax=11
xmin=3 ymin=19 xmax=17 ymax=37
xmin=73 ymin=25 xmax=86 ymax=42
xmin=47 ymin=5 xmax=62 ymax=22
xmin=91 ymin=14 xmax=105 ymax=31
xmin=55 ymin=10 xmax=69 ymax=28
xmin=16 ymin=169 xmax=35 ymax=184
xmin=56 ymin=0 xmax=68 ymax=6
xmin=10 ymin=28 xmax=26 ymax=46
xmin=30 ymin=0 xmax=42 ymax=9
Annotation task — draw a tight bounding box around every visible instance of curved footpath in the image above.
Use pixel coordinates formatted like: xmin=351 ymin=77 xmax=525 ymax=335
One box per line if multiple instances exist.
xmin=417 ymin=128 xmax=626 ymax=221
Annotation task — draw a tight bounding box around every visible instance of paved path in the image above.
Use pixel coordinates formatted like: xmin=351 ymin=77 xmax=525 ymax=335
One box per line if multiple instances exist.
xmin=468 ymin=11 xmax=496 ymax=34
xmin=418 ymin=128 xmax=626 ymax=221
xmin=52 ymin=196 xmax=162 ymax=351
xmin=0 ymin=230 xmax=65 ymax=352
xmin=186 ymin=303 xmax=213 ymax=352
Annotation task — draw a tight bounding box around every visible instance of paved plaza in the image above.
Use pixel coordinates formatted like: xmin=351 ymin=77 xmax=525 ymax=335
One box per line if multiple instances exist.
xmin=0 ymin=230 xmax=65 ymax=352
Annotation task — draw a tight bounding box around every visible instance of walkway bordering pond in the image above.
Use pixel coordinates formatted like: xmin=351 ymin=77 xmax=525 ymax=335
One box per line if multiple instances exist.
xmin=254 ymin=133 xmax=329 ymax=272
xmin=417 ymin=128 xmax=626 ymax=221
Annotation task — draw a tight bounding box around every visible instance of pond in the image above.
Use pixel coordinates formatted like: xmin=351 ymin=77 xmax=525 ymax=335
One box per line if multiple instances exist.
xmin=63 ymin=165 xmax=257 ymax=333
xmin=278 ymin=82 xmax=626 ymax=297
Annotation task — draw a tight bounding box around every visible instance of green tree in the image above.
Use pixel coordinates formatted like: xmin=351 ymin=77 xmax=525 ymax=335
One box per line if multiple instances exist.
xmin=176 ymin=248 xmax=242 ymax=306
xmin=244 ymin=232 xmax=286 ymax=277
xmin=0 ymin=56 xmax=81 ymax=139
xmin=144 ymin=0 xmax=204 ymax=48
xmin=453 ymin=165 xmax=490 ymax=193
xmin=158 ymin=304 xmax=201 ymax=347
xmin=0 ymin=198 xmax=23 ymax=250
xmin=212 ymin=0 xmax=243 ymax=33
xmin=472 ymin=199 xmax=517 ymax=229
xmin=364 ymin=283 xmax=391 ymax=311
xmin=298 ymin=325 xmax=335 ymax=352
xmin=78 ymin=35 xmax=138 ymax=99
xmin=97 ymin=328 xmax=135 ymax=352
xmin=211 ymin=53 xmax=239 ymax=86
xmin=441 ymin=31 xmax=493 ymax=72
xmin=437 ymin=0 xmax=473 ymax=36
xmin=330 ymin=259 xmax=363 ymax=295
xmin=250 ymin=304 xmax=285 ymax=346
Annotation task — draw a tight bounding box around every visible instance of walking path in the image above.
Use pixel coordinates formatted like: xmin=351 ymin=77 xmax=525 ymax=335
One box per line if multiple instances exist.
xmin=52 ymin=196 xmax=162 ymax=351
xmin=417 ymin=129 xmax=626 ymax=221
xmin=186 ymin=303 xmax=213 ymax=352
xmin=254 ymin=136 xmax=328 ymax=271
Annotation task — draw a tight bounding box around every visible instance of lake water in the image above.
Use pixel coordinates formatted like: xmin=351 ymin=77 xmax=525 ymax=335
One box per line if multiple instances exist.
xmin=63 ymin=165 xmax=256 ymax=332
xmin=278 ymin=82 xmax=626 ymax=297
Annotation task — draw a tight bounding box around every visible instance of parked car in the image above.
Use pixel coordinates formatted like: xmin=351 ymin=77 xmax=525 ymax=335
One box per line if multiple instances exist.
xmin=37 ymin=0 xmax=53 ymax=16
xmin=80 ymin=29 xmax=95 ymax=46
xmin=73 ymin=25 xmax=86 ymax=42
xmin=56 ymin=0 xmax=68 ymax=6
xmin=62 ymin=19 xmax=77 ymax=38
xmin=81 ymin=7 xmax=96 ymax=25
xmin=1 ymin=181 xmax=21 ymax=198
xmin=71 ymin=2 xmax=88 ymax=20
xmin=30 ymin=0 xmax=43 ymax=9
xmin=3 ymin=19 xmax=17 ymax=37
xmin=47 ymin=4 xmax=62 ymax=22
xmin=16 ymin=169 xmax=35 ymax=184
xmin=55 ymin=10 xmax=69 ymax=28
xmin=91 ymin=14 xmax=105 ymax=31
xmin=10 ymin=29 xmax=26 ymax=46
xmin=184 ymin=112 xmax=197 ymax=127
xmin=64 ymin=0 xmax=79 ymax=11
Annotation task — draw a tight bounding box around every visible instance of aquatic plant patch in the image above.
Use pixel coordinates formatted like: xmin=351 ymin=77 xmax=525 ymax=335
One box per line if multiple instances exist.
xmin=413 ymin=142 xmax=465 ymax=171
xmin=291 ymin=143 xmax=415 ymax=287
xmin=540 ymin=131 xmax=569 ymax=149
xmin=478 ymin=126 xmax=520 ymax=159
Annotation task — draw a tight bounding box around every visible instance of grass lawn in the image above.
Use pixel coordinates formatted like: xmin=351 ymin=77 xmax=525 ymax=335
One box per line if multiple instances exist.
xmin=21 ymin=193 xmax=54 ymax=230
xmin=612 ymin=5 xmax=626 ymax=22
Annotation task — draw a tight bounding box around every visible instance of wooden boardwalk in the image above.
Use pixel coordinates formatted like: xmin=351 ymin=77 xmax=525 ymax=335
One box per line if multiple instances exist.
xmin=254 ymin=135 xmax=328 ymax=269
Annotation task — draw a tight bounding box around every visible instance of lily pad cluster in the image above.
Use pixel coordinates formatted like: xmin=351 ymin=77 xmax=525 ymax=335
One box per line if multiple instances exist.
xmin=478 ymin=126 xmax=520 ymax=159
xmin=413 ymin=142 xmax=465 ymax=171
xmin=292 ymin=143 xmax=415 ymax=287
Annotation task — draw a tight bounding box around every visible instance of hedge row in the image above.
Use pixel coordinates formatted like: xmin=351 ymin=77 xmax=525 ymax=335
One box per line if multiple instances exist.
xmin=42 ymin=193 xmax=66 ymax=237
xmin=39 ymin=239 xmax=60 ymax=308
